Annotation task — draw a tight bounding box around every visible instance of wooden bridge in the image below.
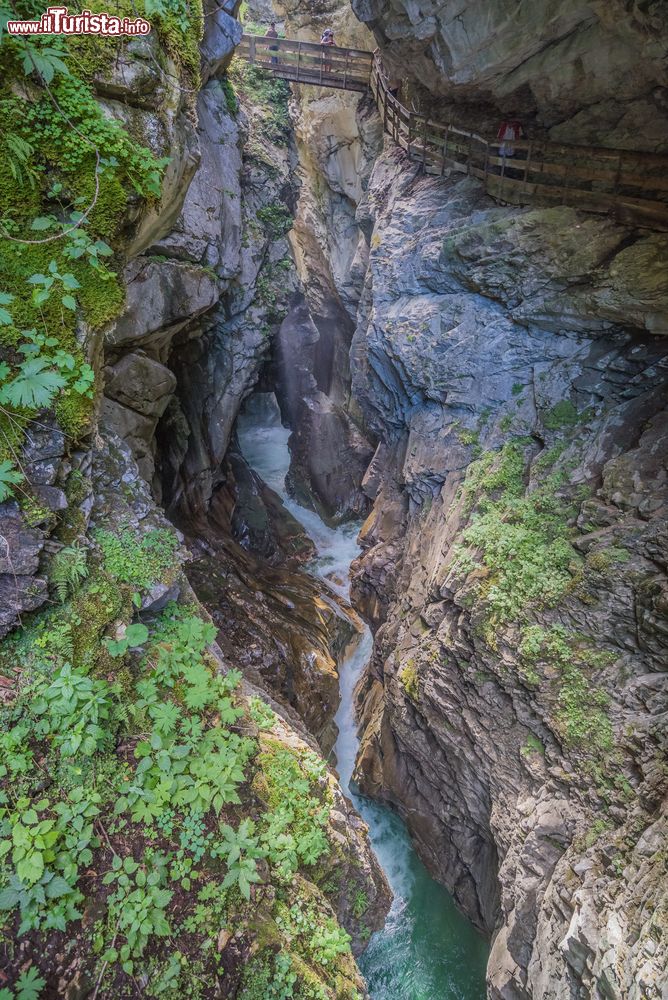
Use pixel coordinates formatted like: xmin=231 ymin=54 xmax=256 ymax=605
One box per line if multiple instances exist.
xmin=236 ymin=34 xmax=668 ymax=230
xmin=236 ymin=34 xmax=373 ymax=92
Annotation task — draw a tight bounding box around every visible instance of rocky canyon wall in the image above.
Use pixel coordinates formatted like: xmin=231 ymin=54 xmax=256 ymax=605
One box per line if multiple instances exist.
xmin=241 ymin=0 xmax=383 ymax=524
xmin=352 ymin=0 xmax=668 ymax=148
xmin=349 ymin=151 xmax=667 ymax=999
xmin=235 ymin=2 xmax=668 ymax=997
xmin=0 ymin=4 xmax=391 ymax=994
xmin=317 ymin=3 xmax=668 ymax=998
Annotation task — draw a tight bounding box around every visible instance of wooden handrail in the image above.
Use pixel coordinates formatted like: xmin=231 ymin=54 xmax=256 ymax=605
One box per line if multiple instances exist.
xmin=235 ymin=35 xmax=668 ymax=230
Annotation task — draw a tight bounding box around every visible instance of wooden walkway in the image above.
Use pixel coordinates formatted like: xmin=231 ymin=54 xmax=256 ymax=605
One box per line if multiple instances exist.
xmin=236 ymin=34 xmax=668 ymax=230
xmin=236 ymin=34 xmax=372 ymax=92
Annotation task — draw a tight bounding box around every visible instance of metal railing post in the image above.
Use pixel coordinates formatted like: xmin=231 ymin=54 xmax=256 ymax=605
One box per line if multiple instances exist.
xmin=441 ymin=124 xmax=450 ymax=176
xmin=523 ymin=141 xmax=533 ymax=186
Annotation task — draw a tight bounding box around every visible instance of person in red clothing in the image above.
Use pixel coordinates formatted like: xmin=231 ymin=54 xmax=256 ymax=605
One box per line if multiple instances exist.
xmin=497 ymin=119 xmax=523 ymax=158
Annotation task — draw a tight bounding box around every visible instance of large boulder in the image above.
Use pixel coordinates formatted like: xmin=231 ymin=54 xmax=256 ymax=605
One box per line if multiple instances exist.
xmin=102 ymin=352 xmax=178 ymax=482
xmin=105 ymin=257 xmax=219 ymax=358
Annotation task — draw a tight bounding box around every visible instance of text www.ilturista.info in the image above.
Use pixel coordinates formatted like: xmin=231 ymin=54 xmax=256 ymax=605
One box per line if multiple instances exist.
xmin=6 ymin=5 xmax=151 ymax=34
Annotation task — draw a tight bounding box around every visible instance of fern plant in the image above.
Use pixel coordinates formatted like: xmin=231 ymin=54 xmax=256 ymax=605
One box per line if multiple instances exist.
xmin=50 ymin=543 xmax=88 ymax=601
xmin=0 ymin=460 xmax=23 ymax=502
xmin=3 ymin=133 xmax=38 ymax=189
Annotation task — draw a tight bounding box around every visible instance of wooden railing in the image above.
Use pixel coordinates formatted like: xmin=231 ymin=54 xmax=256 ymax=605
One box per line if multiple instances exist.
xmin=236 ymin=36 xmax=668 ymax=230
xmin=236 ymin=34 xmax=372 ymax=92
xmin=369 ymin=57 xmax=668 ymax=229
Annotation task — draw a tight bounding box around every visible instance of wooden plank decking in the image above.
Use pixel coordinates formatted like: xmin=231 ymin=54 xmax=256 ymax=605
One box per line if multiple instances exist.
xmin=236 ymin=34 xmax=668 ymax=230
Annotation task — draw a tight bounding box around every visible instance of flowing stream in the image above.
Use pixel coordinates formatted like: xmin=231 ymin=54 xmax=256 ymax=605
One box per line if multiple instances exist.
xmin=237 ymin=395 xmax=488 ymax=1000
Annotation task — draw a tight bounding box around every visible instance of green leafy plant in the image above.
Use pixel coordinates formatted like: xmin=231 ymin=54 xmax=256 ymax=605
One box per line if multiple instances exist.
xmin=518 ymin=625 xmax=615 ymax=759
xmin=95 ymin=527 xmax=179 ymax=591
xmin=256 ymin=741 xmax=331 ymax=880
xmin=102 ymin=856 xmax=173 ymax=974
xmin=249 ymin=696 xmax=276 ymax=731
xmin=310 ymin=920 xmax=352 ymax=967
xmin=0 ymin=787 xmax=99 ymax=933
xmin=50 ymin=542 xmax=88 ymax=600
xmin=0 ymin=459 xmax=23 ymax=501
xmin=0 ymin=964 xmax=46 ymax=1000
xmin=2 ymin=132 xmax=38 ymax=189
xmin=227 ymin=61 xmax=291 ymax=144
xmin=20 ymin=40 xmax=70 ymax=85
xmin=27 ymin=258 xmax=81 ymax=311
xmin=0 ymin=290 xmax=14 ymax=325
xmin=240 ymin=951 xmax=298 ymax=1000
xmin=216 ymin=819 xmax=264 ymax=900
xmin=257 ymin=202 xmax=293 ymax=239
xmin=31 ymin=662 xmax=116 ymax=757
xmin=455 ymin=442 xmax=581 ymax=628
xmin=399 ymin=661 xmax=419 ymax=701
xmin=0 ymin=357 xmax=67 ymax=410
xmin=0 ymin=320 xmax=95 ymax=416
xmin=104 ymin=622 xmax=149 ymax=658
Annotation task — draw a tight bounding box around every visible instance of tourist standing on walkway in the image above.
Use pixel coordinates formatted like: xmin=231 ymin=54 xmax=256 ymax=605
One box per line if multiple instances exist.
xmin=321 ymin=28 xmax=335 ymax=72
xmin=266 ymin=21 xmax=279 ymax=65
xmin=497 ymin=119 xmax=523 ymax=158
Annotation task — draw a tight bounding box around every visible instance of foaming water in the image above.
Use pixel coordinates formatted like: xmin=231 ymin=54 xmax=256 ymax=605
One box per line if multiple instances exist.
xmin=237 ymin=402 xmax=359 ymax=599
xmin=237 ymin=394 xmax=488 ymax=999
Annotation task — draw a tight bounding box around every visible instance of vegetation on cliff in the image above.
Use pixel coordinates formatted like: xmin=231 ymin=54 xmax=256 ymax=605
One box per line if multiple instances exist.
xmin=451 ymin=438 xmax=626 ymax=790
xmin=0 ymin=580 xmax=364 ymax=997
xmin=0 ymin=1 xmax=175 ymax=512
xmin=0 ymin=9 xmax=379 ymax=998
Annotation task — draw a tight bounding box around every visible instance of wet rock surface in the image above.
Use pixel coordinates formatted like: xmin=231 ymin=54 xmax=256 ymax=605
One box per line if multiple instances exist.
xmin=346 ymin=146 xmax=668 ymax=999
xmin=286 ymin=390 xmax=375 ymax=523
xmin=184 ymin=516 xmax=353 ymax=757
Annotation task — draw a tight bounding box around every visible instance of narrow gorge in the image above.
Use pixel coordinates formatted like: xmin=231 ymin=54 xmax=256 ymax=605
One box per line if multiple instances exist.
xmin=0 ymin=2 xmax=666 ymax=999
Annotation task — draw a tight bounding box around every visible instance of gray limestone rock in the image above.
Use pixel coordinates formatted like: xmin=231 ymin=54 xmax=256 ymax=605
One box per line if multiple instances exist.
xmin=151 ymin=81 xmax=243 ymax=274
xmin=105 ymin=257 xmax=219 ymax=357
xmin=105 ymin=352 xmax=177 ymax=418
xmin=352 ymin=0 xmax=668 ymax=149
xmin=0 ymin=503 xmax=48 ymax=637
xmin=346 ymin=147 xmax=668 ymax=999
xmin=201 ymin=0 xmax=242 ymax=85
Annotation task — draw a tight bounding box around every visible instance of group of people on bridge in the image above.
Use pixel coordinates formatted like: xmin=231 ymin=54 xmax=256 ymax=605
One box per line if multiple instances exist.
xmin=265 ymin=21 xmax=337 ymax=70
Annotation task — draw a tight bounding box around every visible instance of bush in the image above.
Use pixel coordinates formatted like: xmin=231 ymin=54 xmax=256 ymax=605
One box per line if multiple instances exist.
xmin=95 ymin=526 xmax=179 ymax=591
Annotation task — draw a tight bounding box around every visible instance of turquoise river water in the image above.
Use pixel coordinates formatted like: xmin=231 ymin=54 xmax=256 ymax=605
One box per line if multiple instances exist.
xmin=237 ymin=396 xmax=488 ymax=1000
